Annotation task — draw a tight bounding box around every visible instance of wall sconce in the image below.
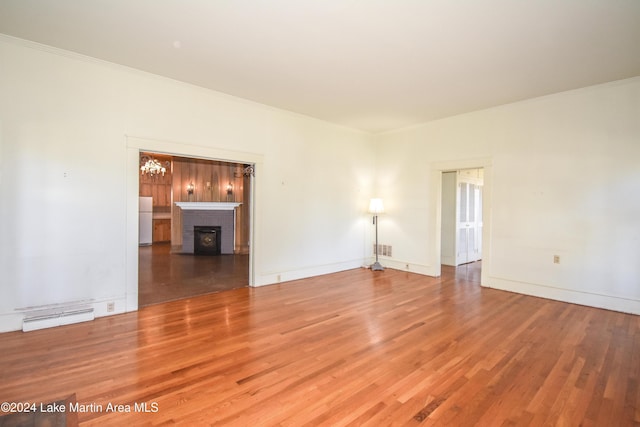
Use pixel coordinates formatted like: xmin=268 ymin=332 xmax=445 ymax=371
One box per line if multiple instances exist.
xmin=186 ymin=182 xmax=195 ymax=195
xmin=226 ymin=183 xmax=234 ymax=201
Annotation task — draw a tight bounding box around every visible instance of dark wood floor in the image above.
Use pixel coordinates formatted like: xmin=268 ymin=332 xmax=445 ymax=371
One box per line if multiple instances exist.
xmin=138 ymin=243 xmax=249 ymax=306
xmin=1 ymin=262 xmax=639 ymax=426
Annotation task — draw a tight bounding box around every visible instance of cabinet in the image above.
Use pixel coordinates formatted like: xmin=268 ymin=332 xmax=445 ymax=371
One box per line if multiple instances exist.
xmin=153 ymin=219 xmax=171 ymax=243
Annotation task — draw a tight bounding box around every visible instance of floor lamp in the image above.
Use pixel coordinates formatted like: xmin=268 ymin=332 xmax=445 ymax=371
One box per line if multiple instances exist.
xmin=369 ymin=198 xmax=384 ymax=271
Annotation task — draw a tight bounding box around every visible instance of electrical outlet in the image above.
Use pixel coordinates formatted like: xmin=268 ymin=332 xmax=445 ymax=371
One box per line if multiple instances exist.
xmin=107 ymin=302 xmax=115 ymax=312
xmin=553 ymin=255 xmax=560 ymax=264
xmin=277 ymin=274 xmax=281 ymax=283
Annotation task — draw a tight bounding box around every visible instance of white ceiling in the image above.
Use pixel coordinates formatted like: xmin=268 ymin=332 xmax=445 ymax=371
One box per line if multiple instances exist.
xmin=1 ymin=0 xmax=639 ymax=133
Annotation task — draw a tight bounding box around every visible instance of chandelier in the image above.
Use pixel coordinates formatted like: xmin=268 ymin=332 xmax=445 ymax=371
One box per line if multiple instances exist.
xmin=140 ymin=155 xmax=168 ymax=176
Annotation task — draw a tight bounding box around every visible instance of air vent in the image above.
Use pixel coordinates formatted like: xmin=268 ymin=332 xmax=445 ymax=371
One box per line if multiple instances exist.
xmin=373 ymin=244 xmax=392 ymax=257
xmin=22 ymin=306 xmax=94 ymax=332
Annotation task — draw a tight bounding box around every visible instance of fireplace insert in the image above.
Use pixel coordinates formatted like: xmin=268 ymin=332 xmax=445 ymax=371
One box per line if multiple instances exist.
xmin=193 ymin=226 xmax=222 ymax=255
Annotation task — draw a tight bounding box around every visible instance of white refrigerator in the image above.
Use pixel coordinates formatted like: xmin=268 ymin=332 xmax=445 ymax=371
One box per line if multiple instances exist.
xmin=139 ymin=197 xmax=153 ymax=246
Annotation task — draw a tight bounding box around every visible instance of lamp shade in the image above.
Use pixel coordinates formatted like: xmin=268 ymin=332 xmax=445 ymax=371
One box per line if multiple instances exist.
xmin=368 ymin=198 xmax=384 ymax=214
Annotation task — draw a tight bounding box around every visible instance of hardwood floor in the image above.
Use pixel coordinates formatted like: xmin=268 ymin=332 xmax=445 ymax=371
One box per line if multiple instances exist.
xmin=138 ymin=243 xmax=249 ymax=307
xmin=1 ymin=263 xmax=639 ymax=426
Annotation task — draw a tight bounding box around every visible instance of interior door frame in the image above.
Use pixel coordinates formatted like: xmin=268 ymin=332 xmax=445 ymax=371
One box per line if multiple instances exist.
xmin=431 ymin=158 xmax=492 ymax=286
xmin=455 ymin=171 xmax=484 ymax=266
xmin=124 ymin=135 xmax=263 ymax=312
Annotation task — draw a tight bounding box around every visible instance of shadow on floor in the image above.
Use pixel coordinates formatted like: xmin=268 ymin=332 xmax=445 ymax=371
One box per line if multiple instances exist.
xmin=138 ymin=243 xmax=249 ymax=307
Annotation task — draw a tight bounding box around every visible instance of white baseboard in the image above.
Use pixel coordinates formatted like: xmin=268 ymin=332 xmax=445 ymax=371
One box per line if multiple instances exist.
xmin=371 ymin=258 xmax=438 ymax=277
xmin=486 ymin=276 xmax=640 ymax=315
xmin=440 ymin=255 xmax=456 ymax=267
xmin=0 ymin=312 xmax=25 ymax=333
xmin=0 ymin=297 xmax=129 ymax=333
xmin=256 ymin=259 xmax=366 ymax=287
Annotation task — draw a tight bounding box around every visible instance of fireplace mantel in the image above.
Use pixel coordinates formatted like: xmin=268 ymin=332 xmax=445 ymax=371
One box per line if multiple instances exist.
xmin=175 ymin=202 xmax=241 ymax=211
xmin=176 ymin=202 xmax=241 ymax=254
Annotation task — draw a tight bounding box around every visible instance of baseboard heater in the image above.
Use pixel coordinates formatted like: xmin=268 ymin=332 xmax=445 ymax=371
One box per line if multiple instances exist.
xmin=22 ymin=306 xmax=95 ymax=332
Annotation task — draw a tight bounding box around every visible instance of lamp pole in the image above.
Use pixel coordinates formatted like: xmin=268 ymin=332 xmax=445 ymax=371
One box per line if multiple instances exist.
xmin=369 ymin=198 xmax=384 ymax=271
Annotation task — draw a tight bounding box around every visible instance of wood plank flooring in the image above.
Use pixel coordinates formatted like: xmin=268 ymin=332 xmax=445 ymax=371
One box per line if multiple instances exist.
xmin=1 ymin=264 xmax=639 ymax=426
xmin=138 ymin=243 xmax=248 ymax=307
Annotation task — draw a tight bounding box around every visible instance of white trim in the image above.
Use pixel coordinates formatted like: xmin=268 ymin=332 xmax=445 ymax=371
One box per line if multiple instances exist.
xmin=371 ymin=258 xmax=438 ymax=277
xmin=0 ymin=35 xmax=370 ymax=137
xmin=430 ymin=158 xmax=493 ymax=285
xmin=175 ymin=202 xmax=241 ymax=210
xmin=487 ymin=276 xmax=640 ymax=315
xmin=256 ymin=259 xmax=366 ymax=287
xmin=125 ymin=135 xmax=263 ymax=314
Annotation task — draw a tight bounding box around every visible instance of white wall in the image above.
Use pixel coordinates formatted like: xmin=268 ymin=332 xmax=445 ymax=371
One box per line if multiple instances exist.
xmin=375 ymin=77 xmax=640 ymax=314
xmin=1 ymin=35 xmax=638 ymax=333
xmin=0 ymin=37 xmax=375 ymax=332
xmin=440 ymin=171 xmax=456 ymax=266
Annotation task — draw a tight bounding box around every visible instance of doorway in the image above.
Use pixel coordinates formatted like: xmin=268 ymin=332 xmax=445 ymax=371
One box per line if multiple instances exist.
xmin=137 ymin=151 xmax=253 ymax=307
xmin=441 ymin=168 xmax=484 ymax=278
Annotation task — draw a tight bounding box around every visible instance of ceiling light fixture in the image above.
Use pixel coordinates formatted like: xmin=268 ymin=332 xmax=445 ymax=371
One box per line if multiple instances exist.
xmin=140 ymin=155 xmax=168 ymax=176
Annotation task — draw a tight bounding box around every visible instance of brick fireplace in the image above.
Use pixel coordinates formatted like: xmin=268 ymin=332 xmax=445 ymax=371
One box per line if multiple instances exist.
xmin=175 ymin=202 xmax=241 ymax=254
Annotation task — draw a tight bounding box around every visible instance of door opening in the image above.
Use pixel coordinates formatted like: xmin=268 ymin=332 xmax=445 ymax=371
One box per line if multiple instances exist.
xmin=440 ymin=168 xmax=484 ymax=281
xmin=137 ymin=151 xmax=254 ymax=307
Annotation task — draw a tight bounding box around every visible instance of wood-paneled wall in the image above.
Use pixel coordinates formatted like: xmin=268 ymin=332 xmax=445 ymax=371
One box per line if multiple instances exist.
xmin=139 ymin=153 xmax=251 ymax=253
xmin=171 ymin=157 xmax=250 ymax=254
xmin=139 ymin=153 xmax=172 ymax=210
xmin=140 ymin=154 xmax=172 ymax=243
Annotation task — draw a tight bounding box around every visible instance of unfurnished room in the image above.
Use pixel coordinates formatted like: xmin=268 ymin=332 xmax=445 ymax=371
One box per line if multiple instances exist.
xmin=0 ymin=1 xmax=639 ymax=425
